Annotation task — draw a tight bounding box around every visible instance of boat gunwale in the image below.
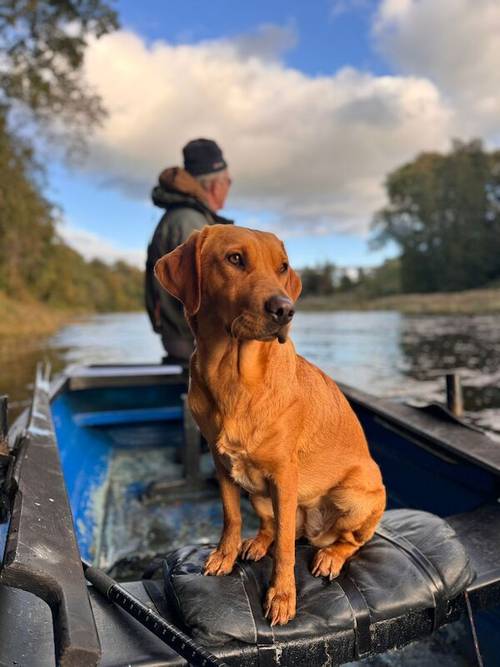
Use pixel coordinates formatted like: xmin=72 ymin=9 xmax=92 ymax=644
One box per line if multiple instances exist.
xmin=1 ymin=365 xmax=101 ymax=666
xmin=340 ymin=381 xmax=500 ymax=477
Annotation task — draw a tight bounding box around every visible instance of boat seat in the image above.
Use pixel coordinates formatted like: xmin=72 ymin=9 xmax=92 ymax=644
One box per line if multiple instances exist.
xmin=161 ymin=509 xmax=474 ymax=665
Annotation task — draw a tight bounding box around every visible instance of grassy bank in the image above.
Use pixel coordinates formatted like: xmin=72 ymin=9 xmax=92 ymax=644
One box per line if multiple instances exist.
xmin=0 ymin=292 xmax=80 ymax=338
xmin=3 ymin=285 xmax=500 ymax=339
xmin=298 ymin=287 xmax=500 ymax=315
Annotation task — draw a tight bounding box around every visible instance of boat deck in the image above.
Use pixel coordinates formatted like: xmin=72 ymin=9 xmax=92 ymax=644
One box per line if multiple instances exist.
xmin=51 ymin=372 xmax=260 ymax=575
xmin=2 ymin=363 xmax=500 ymax=666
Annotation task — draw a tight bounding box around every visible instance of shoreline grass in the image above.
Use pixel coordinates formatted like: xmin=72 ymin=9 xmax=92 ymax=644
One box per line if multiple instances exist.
xmin=2 ymin=286 xmax=500 ymax=340
xmin=0 ymin=292 xmax=81 ymax=338
xmin=297 ymin=287 xmax=500 ymax=315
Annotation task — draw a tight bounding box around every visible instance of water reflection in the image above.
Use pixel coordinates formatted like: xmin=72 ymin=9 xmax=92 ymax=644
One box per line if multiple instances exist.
xmin=398 ymin=315 xmax=500 ymax=422
xmin=400 ymin=315 xmax=500 ymax=377
xmin=292 ymin=311 xmax=500 ymax=437
xmin=292 ymin=311 xmax=408 ymax=396
xmin=0 ymin=337 xmax=69 ymax=417
xmin=1 ymin=310 xmax=500 ymax=437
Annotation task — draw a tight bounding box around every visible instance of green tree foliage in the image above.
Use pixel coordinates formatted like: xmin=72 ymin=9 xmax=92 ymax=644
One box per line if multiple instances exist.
xmin=0 ymin=111 xmax=53 ymax=294
xmin=0 ymin=3 xmax=140 ymax=314
xmin=300 ymin=262 xmax=336 ymax=297
xmin=372 ymin=140 xmax=500 ymax=293
xmin=298 ymin=258 xmax=402 ymax=301
xmin=352 ymin=259 xmax=402 ymax=299
xmin=0 ymin=0 xmax=118 ymax=139
xmin=0 ymin=112 xmax=143 ymax=311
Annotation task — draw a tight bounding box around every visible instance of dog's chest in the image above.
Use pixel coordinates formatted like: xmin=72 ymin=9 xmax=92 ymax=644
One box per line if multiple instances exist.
xmin=216 ymin=436 xmax=267 ymax=495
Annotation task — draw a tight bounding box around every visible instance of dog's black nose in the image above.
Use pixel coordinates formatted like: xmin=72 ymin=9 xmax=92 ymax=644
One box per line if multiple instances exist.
xmin=265 ymin=295 xmax=295 ymax=325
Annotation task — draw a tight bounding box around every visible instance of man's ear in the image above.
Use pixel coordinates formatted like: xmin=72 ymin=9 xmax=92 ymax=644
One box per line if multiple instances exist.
xmin=154 ymin=227 xmax=208 ymax=316
xmin=286 ymin=267 xmax=302 ymax=302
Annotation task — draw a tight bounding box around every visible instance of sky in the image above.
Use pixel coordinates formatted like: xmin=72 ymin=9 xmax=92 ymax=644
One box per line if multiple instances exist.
xmin=48 ymin=0 xmax=500 ymax=269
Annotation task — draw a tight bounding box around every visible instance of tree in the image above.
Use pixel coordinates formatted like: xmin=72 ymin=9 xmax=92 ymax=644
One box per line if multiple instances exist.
xmin=0 ymin=3 xmax=143 ymax=314
xmin=0 ymin=0 xmax=118 ymax=142
xmin=0 ymin=110 xmax=55 ymax=295
xmin=372 ymin=140 xmax=500 ymax=293
xmin=338 ymin=271 xmax=353 ymax=292
xmin=0 ymin=111 xmax=143 ymax=311
xmin=354 ymin=259 xmax=402 ymax=299
xmin=300 ymin=262 xmax=336 ymax=297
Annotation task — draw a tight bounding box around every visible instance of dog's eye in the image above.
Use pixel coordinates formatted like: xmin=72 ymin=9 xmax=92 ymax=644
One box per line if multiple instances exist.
xmin=227 ymin=253 xmax=244 ymax=267
xmin=279 ymin=262 xmax=289 ymax=273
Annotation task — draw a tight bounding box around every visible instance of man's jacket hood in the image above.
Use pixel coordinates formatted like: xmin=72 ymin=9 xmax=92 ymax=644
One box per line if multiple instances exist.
xmin=151 ymin=166 xmax=233 ymax=225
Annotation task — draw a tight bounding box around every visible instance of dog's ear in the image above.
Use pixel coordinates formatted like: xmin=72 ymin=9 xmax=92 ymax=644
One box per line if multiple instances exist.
xmin=154 ymin=227 xmax=208 ymax=316
xmin=285 ymin=267 xmax=302 ymax=302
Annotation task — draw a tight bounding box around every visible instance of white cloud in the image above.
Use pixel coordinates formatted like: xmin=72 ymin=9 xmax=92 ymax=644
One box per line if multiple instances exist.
xmin=58 ymin=223 xmax=145 ymax=267
xmin=230 ymin=23 xmax=298 ymax=61
xmin=330 ymin=0 xmax=373 ymax=19
xmin=375 ymin=0 xmax=412 ymax=25
xmin=77 ymin=10 xmax=500 ymax=236
xmin=78 ymin=26 xmax=453 ymax=235
xmin=374 ymin=0 xmax=500 ymax=139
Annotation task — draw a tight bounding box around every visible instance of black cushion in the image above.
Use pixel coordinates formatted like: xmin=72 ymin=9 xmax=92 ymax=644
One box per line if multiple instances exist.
xmin=163 ymin=509 xmax=474 ymax=655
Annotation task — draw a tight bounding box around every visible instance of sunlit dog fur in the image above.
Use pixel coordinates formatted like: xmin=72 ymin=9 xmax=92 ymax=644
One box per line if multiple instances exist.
xmin=155 ymin=224 xmax=386 ymax=626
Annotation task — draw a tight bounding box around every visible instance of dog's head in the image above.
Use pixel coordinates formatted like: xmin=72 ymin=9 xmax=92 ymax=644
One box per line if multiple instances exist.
xmin=155 ymin=224 xmax=302 ymax=343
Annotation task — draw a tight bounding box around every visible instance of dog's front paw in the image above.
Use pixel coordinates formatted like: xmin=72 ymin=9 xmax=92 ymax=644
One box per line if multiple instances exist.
xmin=203 ymin=548 xmax=238 ymax=576
xmin=240 ymin=536 xmax=271 ymax=561
xmin=311 ymin=546 xmax=344 ymax=580
xmin=264 ymin=585 xmax=296 ymax=626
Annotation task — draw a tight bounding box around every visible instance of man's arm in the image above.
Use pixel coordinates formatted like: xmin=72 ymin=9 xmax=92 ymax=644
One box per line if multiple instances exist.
xmin=145 ymin=238 xmax=162 ymax=332
xmin=152 ymin=207 xmax=210 ymax=341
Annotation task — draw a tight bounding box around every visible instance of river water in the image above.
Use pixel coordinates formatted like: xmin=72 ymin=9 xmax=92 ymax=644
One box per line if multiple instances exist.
xmin=2 ymin=310 xmax=500 ymax=439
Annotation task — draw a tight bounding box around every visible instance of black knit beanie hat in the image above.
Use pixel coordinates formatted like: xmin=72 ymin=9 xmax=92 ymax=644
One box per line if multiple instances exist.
xmin=183 ymin=138 xmax=227 ymax=177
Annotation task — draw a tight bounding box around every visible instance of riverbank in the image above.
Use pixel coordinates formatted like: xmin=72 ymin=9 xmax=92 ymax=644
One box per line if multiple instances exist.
xmin=3 ymin=286 xmax=500 ymax=339
xmin=298 ymin=287 xmax=500 ymax=315
xmin=0 ymin=292 xmax=80 ymax=338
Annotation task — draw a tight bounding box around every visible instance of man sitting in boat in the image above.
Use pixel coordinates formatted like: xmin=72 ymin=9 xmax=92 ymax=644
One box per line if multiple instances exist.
xmin=145 ymin=138 xmax=233 ymax=363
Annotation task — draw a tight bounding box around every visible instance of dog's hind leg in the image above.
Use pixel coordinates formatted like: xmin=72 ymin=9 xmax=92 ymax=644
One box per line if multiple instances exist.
xmin=310 ymin=489 xmax=385 ymax=580
xmin=240 ymin=494 xmax=275 ymax=561
xmin=312 ymin=537 xmax=364 ymax=580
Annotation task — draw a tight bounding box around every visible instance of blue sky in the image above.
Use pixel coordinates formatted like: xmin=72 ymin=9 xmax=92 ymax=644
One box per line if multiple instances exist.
xmin=47 ymin=1 xmax=500 ymax=269
xmin=115 ymin=0 xmax=386 ymax=77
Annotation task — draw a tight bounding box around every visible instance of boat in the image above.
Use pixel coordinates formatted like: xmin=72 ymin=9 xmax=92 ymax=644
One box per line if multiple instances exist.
xmin=1 ymin=361 xmax=500 ymax=666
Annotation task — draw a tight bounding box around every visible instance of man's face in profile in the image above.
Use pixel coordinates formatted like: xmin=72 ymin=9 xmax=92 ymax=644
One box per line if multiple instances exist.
xmin=213 ymin=171 xmax=232 ymax=210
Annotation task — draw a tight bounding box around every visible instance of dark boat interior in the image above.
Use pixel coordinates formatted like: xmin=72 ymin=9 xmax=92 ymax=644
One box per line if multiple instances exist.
xmin=1 ymin=363 xmax=500 ymax=666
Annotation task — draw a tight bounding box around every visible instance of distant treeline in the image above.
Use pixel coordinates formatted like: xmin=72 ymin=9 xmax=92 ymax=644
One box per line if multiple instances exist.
xmin=299 ymin=259 xmax=401 ymax=299
xmin=302 ymin=140 xmax=500 ymax=298
xmin=0 ymin=113 xmax=143 ymax=312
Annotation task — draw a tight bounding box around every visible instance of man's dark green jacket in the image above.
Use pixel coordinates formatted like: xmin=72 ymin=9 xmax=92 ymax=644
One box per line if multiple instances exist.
xmin=145 ymin=167 xmax=233 ymax=357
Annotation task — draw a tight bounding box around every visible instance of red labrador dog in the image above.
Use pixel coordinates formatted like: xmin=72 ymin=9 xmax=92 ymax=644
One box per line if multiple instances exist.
xmin=155 ymin=224 xmax=386 ymax=625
